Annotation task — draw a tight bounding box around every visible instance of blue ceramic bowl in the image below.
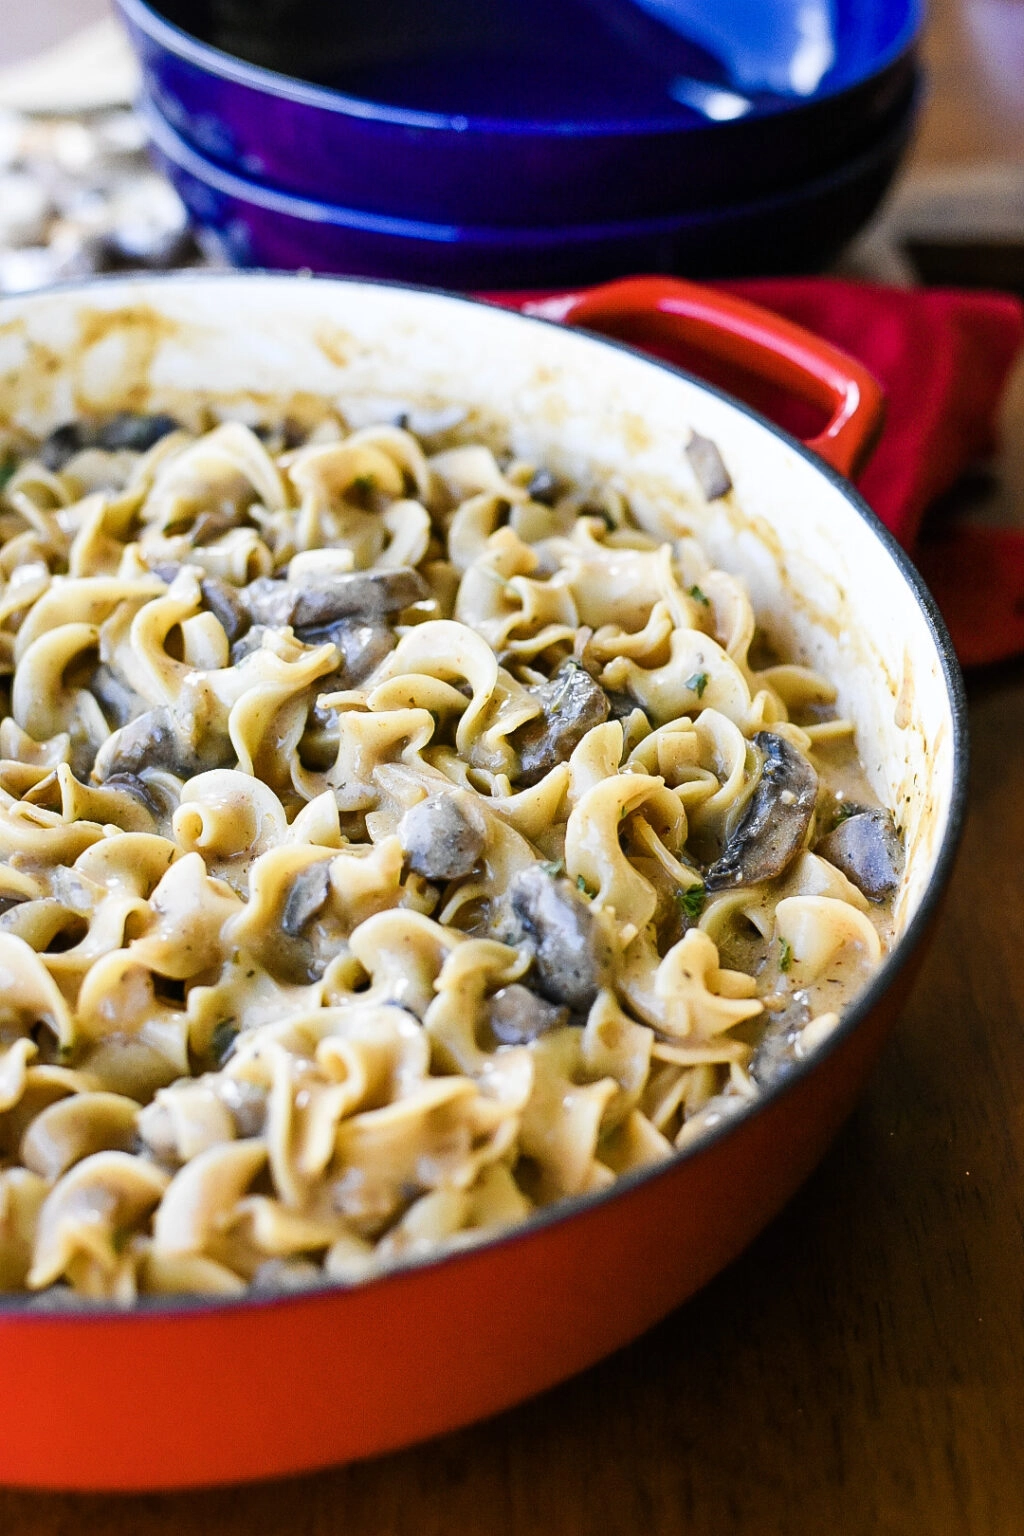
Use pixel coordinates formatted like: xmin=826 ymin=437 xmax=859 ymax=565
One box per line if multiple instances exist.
xmin=144 ymin=83 xmax=917 ymax=290
xmin=119 ymin=0 xmax=921 ymax=226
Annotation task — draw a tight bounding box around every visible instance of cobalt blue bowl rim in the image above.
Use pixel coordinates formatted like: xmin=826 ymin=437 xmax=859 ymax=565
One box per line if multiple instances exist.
xmin=142 ymin=80 xmax=919 ymax=248
xmin=118 ymin=0 xmax=924 ymax=139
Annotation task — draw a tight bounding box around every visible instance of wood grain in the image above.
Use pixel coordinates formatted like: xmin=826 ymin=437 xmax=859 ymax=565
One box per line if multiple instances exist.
xmin=3 ymin=1 xmax=1024 ymax=1530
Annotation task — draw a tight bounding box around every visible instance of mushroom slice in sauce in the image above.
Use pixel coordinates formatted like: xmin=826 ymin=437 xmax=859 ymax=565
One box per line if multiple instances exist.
xmin=242 ymin=567 xmax=427 ymax=629
xmin=297 ymin=619 xmax=396 ymax=687
xmin=39 ymin=412 xmax=180 ymax=471
xmin=814 ymin=807 xmax=903 ymax=902
xmin=229 ymin=625 xmax=274 ymax=664
xmin=101 ymin=772 xmax=164 ymax=819
xmin=510 ymin=661 xmax=610 ymax=787
xmin=200 ymin=576 xmax=249 ymax=644
xmin=91 ymin=663 xmax=143 ymax=729
xmin=488 ymin=983 xmax=568 ymax=1045
xmin=507 ymin=865 xmax=608 ymax=1012
xmin=93 ymin=412 xmax=181 ymax=454
xmin=705 ymin=732 xmax=818 ymax=891
xmin=190 ymin=508 xmax=245 ymax=546
xmin=686 ymin=431 xmax=732 ymax=501
xmin=526 ymin=467 xmax=560 ymax=505
xmin=92 ymin=706 xmax=203 ymax=781
xmin=398 ymin=793 xmax=486 ymax=881
xmin=748 ymin=994 xmax=811 ymax=1088
xmin=281 ymin=862 xmax=332 ymax=938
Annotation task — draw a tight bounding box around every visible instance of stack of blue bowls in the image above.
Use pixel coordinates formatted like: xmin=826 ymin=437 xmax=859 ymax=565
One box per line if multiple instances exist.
xmin=119 ymin=0 xmax=923 ymax=290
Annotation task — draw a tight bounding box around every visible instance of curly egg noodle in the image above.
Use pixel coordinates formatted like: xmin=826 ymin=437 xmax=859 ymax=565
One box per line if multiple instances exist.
xmin=0 ymin=409 xmax=898 ymax=1301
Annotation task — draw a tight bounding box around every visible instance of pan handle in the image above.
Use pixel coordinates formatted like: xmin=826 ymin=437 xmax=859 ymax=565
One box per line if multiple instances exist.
xmin=523 ymin=275 xmax=885 ymax=480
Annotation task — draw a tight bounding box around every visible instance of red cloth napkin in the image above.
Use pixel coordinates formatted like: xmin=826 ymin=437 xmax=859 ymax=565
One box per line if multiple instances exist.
xmin=493 ymin=280 xmax=1024 ymax=668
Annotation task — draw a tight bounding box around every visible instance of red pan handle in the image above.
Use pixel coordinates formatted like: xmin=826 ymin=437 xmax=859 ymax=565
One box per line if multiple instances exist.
xmin=522 ymin=275 xmax=885 ymax=480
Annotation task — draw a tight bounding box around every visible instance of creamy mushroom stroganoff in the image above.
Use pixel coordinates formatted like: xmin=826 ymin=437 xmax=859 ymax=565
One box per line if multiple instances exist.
xmin=0 ymin=407 xmax=902 ymax=1301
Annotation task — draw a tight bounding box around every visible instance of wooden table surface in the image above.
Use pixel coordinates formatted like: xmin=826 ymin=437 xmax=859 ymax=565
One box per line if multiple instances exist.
xmin=3 ymin=1 xmax=1024 ymax=1531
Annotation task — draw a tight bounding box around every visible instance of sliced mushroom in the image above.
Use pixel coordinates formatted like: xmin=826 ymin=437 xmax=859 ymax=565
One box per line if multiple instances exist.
xmin=281 ymin=862 xmax=331 ymax=937
xmin=510 ymin=661 xmax=610 ymax=787
xmin=526 ymin=467 xmax=559 ymax=505
xmin=296 ymin=618 xmax=396 ymax=686
xmin=705 ymin=732 xmax=818 ymax=891
xmin=91 ymin=663 xmax=143 ymax=729
xmin=230 ymin=625 xmax=273 ymax=664
xmin=102 ymin=772 xmax=164 ymax=818
xmin=606 ymin=687 xmax=647 ymax=723
xmin=814 ymin=808 xmax=903 ymax=902
xmin=191 ymin=508 xmax=244 ymax=545
xmin=686 ymin=431 xmax=732 ymax=501
xmin=398 ymin=793 xmax=486 ymax=881
xmin=242 ymin=567 xmax=428 ymax=629
xmin=200 ymin=576 xmax=249 ymax=644
xmin=93 ymin=412 xmax=180 ymax=455
xmin=92 ymin=706 xmax=203 ymax=781
xmin=749 ymin=995 xmax=811 ymax=1087
xmin=39 ymin=423 xmax=90 ymax=472
xmin=487 ymin=983 xmax=568 ymax=1045
xmin=507 ymin=865 xmax=607 ymax=1011
xmin=39 ymin=412 xmax=179 ymax=471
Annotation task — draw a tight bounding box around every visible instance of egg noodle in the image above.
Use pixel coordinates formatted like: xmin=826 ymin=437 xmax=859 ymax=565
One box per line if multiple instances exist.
xmin=0 ymin=411 xmax=897 ymax=1300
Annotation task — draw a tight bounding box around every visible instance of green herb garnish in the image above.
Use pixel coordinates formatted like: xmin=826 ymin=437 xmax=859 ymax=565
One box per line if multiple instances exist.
xmin=831 ymin=802 xmax=857 ymax=830
xmin=540 ymin=859 xmax=565 ymax=879
xmin=685 ymin=671 xmax=709 ymax=699
xmin=577 ymin=874 xmax=596 ymax=897
xmin=778 ymin=937 xmax=793 ymax=973
xmin=687 ymin=584 xmax=710 ymax=605
xmin=676 ymin=882 xmax=706 ymax=921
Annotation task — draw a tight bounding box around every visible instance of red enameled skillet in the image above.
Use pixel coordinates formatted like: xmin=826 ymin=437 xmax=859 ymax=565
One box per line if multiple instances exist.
xmin=0 ymin=272 xmax=966 ymax=1490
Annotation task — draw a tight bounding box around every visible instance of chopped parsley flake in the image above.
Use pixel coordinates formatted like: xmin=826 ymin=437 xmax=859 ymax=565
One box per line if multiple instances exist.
xmin=676 ymin=882 xmax=706 ymax=921
xmin=540 ymin=859 xmax=565 ymax=879
xmin=577 ymin=874 xmax=595 ymax=896
xmin=685 ymin=671 xmax=709 ymax=699
xmin=778 ymin=937 xmax=793 ymax=973
xmin=831 ymin=802 xmax=857 ymax=829
xmin=687 ymin=584 xmax=710 ymax=605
